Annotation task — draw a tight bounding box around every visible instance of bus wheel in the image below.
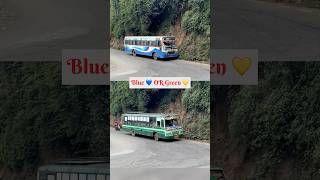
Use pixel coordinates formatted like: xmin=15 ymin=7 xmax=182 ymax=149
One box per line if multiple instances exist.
xmin=132 ymin=50 xmax=136 ymax=57
xmin=131 ymin=131 xmax=135 ymax=136
xmin=154 ymin=133 xmax=159 ymax=141
xmin=152 ymin=52 xmax=158 ymax=60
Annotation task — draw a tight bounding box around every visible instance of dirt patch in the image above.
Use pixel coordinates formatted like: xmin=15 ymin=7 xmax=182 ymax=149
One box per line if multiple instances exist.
xmin=170 ymin=21 xmax=186 ymax=47
xmin=110 ymin=37 xmax=124 ymax=50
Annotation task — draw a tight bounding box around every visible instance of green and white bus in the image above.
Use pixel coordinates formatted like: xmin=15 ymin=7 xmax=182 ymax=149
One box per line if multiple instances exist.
xmin=37 ymin=158 xmax=109 ymax=180
xmin=121 ymin=112 xmax=184 ymax=141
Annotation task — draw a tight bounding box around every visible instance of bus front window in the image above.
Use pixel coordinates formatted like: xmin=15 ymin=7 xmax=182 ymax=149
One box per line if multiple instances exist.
xmin=163 ymin=40 xmax=175 ymax=46
xmin=165 ymin=119 xmax=177 ymax=127
xmin=163 ymin=37 xmax=176 ymax=50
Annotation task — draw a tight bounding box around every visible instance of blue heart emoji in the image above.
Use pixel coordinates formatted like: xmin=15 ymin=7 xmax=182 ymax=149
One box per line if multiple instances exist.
xmin=146 ymin=79 xmax=152 ymax=85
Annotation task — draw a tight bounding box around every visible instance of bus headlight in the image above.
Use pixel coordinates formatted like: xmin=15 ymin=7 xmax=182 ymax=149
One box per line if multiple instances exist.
xmin=166 ymin=132 xmax=173 ymax=136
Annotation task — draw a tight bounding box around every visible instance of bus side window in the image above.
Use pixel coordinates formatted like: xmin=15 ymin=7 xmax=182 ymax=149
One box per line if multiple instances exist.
xmin=70 ymin=174 xmax=78 ymax=180
xmin=97 ymin=175 xmax=106 ymax=180
xmin=88 ymin=174 xmax=96 ymax=180
xmin=57 ymin=173 xmax=62 ymax=180
xmin=62 ymin=173 xmax=70 ymax=180
xmin=151 ymin=117 xmax=156 ymax=127
xmin=48 ymin=175 xmax=55 ymax=180
xmin=157 ymin=121 xmax=160 ymax=127
xmin=79 ymin=174 xmax=86 ymax=180
xmin=161 ymin=120 xmax=164 ymax=128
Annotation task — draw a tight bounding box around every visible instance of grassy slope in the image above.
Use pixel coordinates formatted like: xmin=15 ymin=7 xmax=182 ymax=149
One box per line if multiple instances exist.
xmin=213 ymin=62 xmax=320 ymax=179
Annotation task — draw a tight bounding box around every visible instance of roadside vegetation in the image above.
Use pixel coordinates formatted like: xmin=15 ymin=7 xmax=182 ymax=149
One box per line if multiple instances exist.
xmin=110 ymin=0 xmax=210 ymax=62
xmin=0 ymin=63 xmax=108 ymax=179
xmin=110 ymin=82 xmax=210 ymax=141
xmin=213 ymin=62 xmax=320 ymax=179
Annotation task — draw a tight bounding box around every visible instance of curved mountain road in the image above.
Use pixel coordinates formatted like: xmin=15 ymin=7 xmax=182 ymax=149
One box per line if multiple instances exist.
xmin=0 ymin=0 xmax=106 ymax=61
xmin=110 ymin=128 xmax=210 ymax=168
xmin=214 ymin=0 xmax=320 ymax=61
xmin=110 ymin=49 xmax=210 ymax=81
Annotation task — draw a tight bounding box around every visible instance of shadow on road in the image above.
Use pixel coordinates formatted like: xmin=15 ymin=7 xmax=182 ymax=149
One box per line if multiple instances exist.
xmin=132 ymin=54 xmax=180 ymax=61
xmin=122 ymin=131 xmax=182 ymax=142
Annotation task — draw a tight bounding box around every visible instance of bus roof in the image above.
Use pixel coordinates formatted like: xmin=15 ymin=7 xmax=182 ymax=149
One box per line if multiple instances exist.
xmin=38 ymin=158 xmax=109 ymax=174
xmin=124 ymin=36 xmax=175 ymax=40
xmin=122 ymin=112 xmax=179 ymax=118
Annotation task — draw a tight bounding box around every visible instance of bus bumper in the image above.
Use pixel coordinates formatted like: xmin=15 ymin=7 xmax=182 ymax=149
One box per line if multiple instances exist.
xmin=163 ymin=134 xmax=184 ymax=140
xmin=160 ymin=52 xmax=179 ymax=59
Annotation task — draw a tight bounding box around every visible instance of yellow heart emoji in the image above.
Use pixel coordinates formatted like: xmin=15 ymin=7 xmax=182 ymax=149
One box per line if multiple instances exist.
xmin=182 ymin=80 xmax=189 ymax=86
xmin=232 ymin=57 xmax=252 ymax=76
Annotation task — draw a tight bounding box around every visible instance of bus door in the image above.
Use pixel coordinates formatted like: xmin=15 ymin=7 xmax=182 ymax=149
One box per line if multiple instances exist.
xmin=156 ymin=117 xmax=164 ymax=129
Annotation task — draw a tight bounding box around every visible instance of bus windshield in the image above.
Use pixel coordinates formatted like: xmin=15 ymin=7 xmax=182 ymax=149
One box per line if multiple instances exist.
xmin=163 ymin=37 xmax=176 ymax=46
xmin=165 ymin=119 xmax=178 ymax=127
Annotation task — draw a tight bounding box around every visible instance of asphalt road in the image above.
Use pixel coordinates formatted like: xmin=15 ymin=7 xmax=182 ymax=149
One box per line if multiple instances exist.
xmin=213 ymin=0 xmax=320 ymax=61
xmin=110 ymin=128 xmax=210 ymax=168
xmin=110 ymin=49 xmax=210 ymax=81
xmin=111 ymin=168 xmax=209 ymax=180
xmin=0 ymin=0 xmax=107 ymax=61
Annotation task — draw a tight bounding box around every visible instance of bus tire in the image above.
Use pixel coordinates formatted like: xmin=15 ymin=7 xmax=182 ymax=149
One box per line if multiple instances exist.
xmin=132 ymin=50 xmax=136 ymax=57
xmin=131 ymin=131 xmax=135 ymax=136
xmin=152 ymin=52 xmax=158 ymax=60
xmin=154 ymin=133 xmax=159 ymax=141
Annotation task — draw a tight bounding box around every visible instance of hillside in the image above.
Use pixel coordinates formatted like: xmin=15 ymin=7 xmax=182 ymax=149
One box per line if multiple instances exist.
xmin=0 ymin=63 xmax=108 ymax=180
xmin=212 ymin=62 xmax=320 ymax=179
xmin=110 ymin=0 xmax=210 ymax=62
xmin=110 ymin=82 xmax=210 ymax=141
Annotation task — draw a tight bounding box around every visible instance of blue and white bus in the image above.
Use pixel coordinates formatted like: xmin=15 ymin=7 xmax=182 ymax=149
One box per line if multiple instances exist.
xmin=124 ymin=36 xmax=179 ymax=60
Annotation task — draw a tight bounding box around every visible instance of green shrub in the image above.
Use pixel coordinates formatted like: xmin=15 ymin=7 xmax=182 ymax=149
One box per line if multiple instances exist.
xmin=0 ymin=63 xmax=109 ymax=171
xmin=229 ymin=62 xmax=320 ymax=178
